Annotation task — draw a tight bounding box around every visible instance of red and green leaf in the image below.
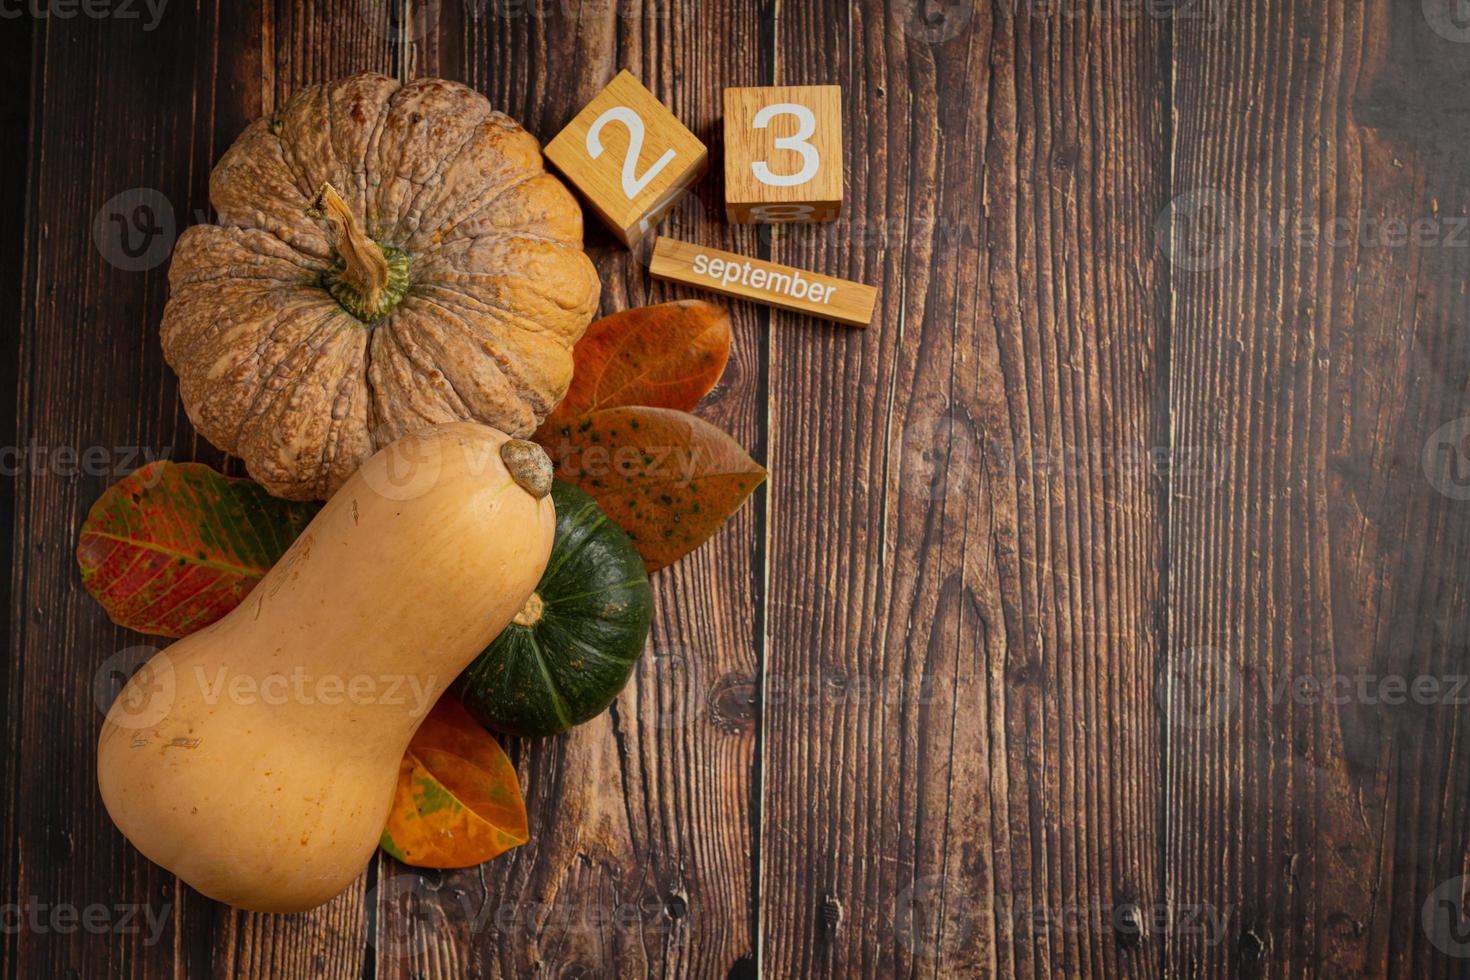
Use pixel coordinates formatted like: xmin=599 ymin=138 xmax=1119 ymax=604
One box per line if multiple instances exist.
xmin=546 ymin=406 xmax=766 ymax=573
xmin=381 ymin=695 xmax=529 ymax=869
xmin=75 ymin=461 xmax=321 ymax=637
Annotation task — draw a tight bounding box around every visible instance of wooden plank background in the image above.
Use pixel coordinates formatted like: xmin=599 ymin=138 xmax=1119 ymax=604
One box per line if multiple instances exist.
xmin=2 ymin=1 xmax=1467 ymax=977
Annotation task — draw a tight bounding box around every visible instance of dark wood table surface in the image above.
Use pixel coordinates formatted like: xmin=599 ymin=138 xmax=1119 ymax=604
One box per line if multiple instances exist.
xmin=4 ymin=1 xmax=1470 ymax=977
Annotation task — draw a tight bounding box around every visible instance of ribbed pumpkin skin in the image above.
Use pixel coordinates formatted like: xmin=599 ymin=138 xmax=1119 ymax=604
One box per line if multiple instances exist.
xmin=457 ymin=481 xmax=652 ymax=736
xmin=161 ymin=73 xmax=600 ymax=500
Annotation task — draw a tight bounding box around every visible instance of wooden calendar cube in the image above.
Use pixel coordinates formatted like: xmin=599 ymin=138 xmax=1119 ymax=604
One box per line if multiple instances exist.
xmin=544 ymin=70 xmax=708 ymax=246
xmin=723 ymin=85 xmax=843 ymax=224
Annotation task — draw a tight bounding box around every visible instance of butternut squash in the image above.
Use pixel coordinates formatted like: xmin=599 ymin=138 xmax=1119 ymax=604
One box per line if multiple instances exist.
xmin=96 ymin=422 xmax=555 ymax=913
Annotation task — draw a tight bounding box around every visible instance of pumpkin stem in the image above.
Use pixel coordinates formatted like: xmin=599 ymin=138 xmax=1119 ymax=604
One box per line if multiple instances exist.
xmin=501 ymin=439 xmax=553 ymax=499
xmin=512 ymin=592 xmax=545 ymax=628
xmin=306 ymin=183 xmax=411 ymax=324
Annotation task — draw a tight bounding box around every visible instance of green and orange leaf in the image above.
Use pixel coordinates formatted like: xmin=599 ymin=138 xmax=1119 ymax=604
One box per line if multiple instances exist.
xmin=381 ymin=695 xmax=529 ymax=869
xmin=534 ymin=300 xmax=732 ymax=442
xmin=75 ymin=461 xmax=321 ymax=638
xmin=546 ymin=406 xmax=766 ymax=573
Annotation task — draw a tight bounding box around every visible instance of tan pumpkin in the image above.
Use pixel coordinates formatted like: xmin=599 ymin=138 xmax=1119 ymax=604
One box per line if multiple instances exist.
xmin=161 ymin=73 xmax=601 ymax=500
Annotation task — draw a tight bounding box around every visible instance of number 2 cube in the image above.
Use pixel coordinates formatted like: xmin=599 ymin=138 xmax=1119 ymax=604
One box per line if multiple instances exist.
xmin=544 ymin=70 xmax=708 ymax=247
xmin=723 ymin=85 xmax=843 ymax=224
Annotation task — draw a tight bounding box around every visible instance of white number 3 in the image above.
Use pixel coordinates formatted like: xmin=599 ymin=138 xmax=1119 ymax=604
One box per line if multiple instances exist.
xmin=586 ymin=106 xmax=677 ymax=200
xmin=750 ymin=103 xmax=819 ymax=187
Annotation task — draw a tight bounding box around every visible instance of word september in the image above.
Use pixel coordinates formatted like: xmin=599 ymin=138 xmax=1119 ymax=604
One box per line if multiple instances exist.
xmin=692 ymin=252 xmax=838 ymax=304
xmin=649 ymin=237 xmax=876 ymax=327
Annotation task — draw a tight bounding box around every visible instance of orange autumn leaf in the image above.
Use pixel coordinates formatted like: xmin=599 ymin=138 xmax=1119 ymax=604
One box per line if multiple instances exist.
xmin=533 ymin=300 xmax=732 ymax=441
xmin=547 ymin=406 xmax=765 ymax=573
xmin=380 ymin=695 xmax=528 ymax=869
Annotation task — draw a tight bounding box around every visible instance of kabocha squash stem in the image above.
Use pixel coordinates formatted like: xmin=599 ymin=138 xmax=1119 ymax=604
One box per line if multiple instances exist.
xmin=306 ymin=182 xmax=412 ymax=324
xmin=308 ymin=183 xmax=389 ymax=305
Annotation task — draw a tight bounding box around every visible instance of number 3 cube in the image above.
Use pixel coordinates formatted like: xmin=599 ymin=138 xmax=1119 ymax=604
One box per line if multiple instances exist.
xmin=723 ymin=85 xmax=843 ymax=224
xmin=544 ymin=70 xmax=708 ymax=247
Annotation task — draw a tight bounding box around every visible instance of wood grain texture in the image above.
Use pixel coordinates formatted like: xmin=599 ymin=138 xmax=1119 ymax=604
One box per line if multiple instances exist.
xmin=1166 ymin=1 xmax=1470 ymax=976
xmin=760 ymin=2 xmax=1171 ymax=977
xmin=5 ymin=1 xmax=1469 ymax=978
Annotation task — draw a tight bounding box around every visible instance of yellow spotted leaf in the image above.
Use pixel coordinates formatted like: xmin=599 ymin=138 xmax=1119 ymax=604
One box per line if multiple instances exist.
xmin=543 ymin=406 xmax=766 ymax=573
xmin=380 ymin=695 xmax=528 ymax=869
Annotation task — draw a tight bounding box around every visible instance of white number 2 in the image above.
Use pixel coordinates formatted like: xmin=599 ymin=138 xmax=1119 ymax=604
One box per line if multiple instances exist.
xmin=586 ymin=106 xmax=677 ymax=200
xmin=750 ymin=103 xmax=819 ymax=187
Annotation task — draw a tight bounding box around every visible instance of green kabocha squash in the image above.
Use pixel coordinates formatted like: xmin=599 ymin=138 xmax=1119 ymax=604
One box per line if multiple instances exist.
xmin=457 ymin=481 xmax=652 ymax=736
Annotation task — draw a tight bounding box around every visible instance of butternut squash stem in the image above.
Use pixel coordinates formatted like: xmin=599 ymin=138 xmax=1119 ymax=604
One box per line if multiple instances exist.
xmin=501 ymin=439 xmax=553 ymax=499
xmin=307 ymin=183 xmax=389 ymax=311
